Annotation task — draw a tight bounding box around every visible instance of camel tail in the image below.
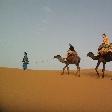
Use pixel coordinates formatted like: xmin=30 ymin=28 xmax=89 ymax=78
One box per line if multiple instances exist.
xmin=78 ymin=56 xmax=81 ymax=63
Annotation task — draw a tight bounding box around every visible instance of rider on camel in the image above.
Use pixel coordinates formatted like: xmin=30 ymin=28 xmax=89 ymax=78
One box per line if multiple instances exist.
xmin=98 ymin=33 xmax=110 ymax=55
xmin=64 ymin=43 xmax=77 ymax=61
xmin=102 ymin=33 xmax=110 ymax=46
xmin=67 ymin=43 xmax=77 ymax=57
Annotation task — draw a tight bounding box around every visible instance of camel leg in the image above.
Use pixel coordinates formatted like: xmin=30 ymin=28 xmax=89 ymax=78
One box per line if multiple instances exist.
xmin=61 ymin=65 xmax=67 ymax=75
xmin=78 ymin=66 xmax=80 ymax=77
xmin=95 ymin=61 xmax=101 ymax=78
xmin=67 ymin=66 xmax=69 ymax=75
xmin=102 ymin=62 xmax=105 ymax=78
xmin=75 ymin=63 xmax=80 ymax=77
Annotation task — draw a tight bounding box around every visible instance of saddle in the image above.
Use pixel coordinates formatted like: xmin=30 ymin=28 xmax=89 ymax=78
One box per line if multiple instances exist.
xmin=66 ymin=51 xmax=77 ymax=63
xmin=98 ymin=43 xmax=112 ymax=56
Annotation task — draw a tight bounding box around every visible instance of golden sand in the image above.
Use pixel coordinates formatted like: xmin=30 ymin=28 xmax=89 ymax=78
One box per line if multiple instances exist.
xmin=0 ymin=68 xmax=112 ymax=112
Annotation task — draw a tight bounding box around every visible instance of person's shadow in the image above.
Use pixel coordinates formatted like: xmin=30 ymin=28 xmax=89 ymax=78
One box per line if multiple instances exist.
xmin=0 ymin=106 xmax=6 ymax=112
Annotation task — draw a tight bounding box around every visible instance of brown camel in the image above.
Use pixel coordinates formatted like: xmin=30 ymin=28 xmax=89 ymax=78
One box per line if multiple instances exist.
xmin=87 ymin=51 xmax=112 ymax=78
xmin=54 ymin=54 xmax=81 ymax=76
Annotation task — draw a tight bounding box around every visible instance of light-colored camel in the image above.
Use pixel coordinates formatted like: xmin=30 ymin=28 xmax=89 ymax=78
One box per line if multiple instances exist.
xmin=54 ymin=54 xmax=81 ymax=76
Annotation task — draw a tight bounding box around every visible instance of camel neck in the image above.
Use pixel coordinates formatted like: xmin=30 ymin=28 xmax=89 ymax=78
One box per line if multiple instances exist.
xmin=58 ymin=57 xmax=64 ymax=63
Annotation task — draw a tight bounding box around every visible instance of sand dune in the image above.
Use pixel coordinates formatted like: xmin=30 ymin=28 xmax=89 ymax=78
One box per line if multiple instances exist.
xmin=0 ymin=68 xmax=112 ymax=112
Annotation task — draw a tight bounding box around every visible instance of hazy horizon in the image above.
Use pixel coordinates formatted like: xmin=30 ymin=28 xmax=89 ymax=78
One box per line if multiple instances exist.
xmin=0 ymin=0 xmax=112 ymax=70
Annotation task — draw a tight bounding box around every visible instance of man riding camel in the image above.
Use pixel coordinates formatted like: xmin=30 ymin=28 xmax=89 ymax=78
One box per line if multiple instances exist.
xmin=102 ymin=33 xmax=110 ymax=45
xmin=64 ymin=43 xmax=77 ymax=62
xmin=67 ymin=43 xmax=77 ymax=57
xmin=98 ymin=33 xmax=111 ymax=56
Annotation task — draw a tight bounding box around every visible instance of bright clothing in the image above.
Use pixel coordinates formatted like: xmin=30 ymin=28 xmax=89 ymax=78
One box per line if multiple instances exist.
xmin=103 ymin=36 xmax=110 ymax=45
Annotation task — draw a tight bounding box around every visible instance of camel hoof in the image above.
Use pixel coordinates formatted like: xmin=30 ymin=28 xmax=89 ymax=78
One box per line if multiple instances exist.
xmin=61 ymin=72 xmax=64 ymax=75
xmin=96 ymin=76 xmax=100 ymax=79
xmin=102 ymin=75 xmax=104 ymax=79
xmin=75 ymin=72 xmax=78 ymax=75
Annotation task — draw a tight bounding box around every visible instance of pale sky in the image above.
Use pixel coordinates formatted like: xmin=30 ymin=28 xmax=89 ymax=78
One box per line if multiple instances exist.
xmin=0 ymin=0 xmax=112 ymax=70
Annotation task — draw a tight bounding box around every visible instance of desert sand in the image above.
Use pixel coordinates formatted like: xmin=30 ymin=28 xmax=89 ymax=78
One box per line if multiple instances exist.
xmin=0 ymin=67 xmax=112 ymax=112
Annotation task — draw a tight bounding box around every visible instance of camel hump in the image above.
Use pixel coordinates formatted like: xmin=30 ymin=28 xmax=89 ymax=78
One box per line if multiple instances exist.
xmin=66 ymin=52 xmax=78 ymax=63
xmin=98 ymin=43 xmax=112 ymax=56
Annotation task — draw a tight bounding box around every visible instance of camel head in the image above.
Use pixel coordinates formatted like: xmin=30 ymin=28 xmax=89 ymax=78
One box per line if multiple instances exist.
xmin=87 ymin=52 xmax=99 ymax=60
xmin=87 ymin=52 xmax=94 ymax=57
xmin=54 ymin=55 xmax=65 ymax=63
xmin=54 ymin=55 xmax=61 ymax=59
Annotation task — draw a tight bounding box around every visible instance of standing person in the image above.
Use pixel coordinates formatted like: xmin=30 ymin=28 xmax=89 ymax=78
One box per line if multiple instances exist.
xmin=22 ymin=52 xmax=29 ymax=70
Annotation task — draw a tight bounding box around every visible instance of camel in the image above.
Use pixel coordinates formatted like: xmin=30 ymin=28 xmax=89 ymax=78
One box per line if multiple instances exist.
xmin=87 ymin=52 xmax=112 ymax=78
xmin=54 ymin=54 xmax=81 ymax=76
